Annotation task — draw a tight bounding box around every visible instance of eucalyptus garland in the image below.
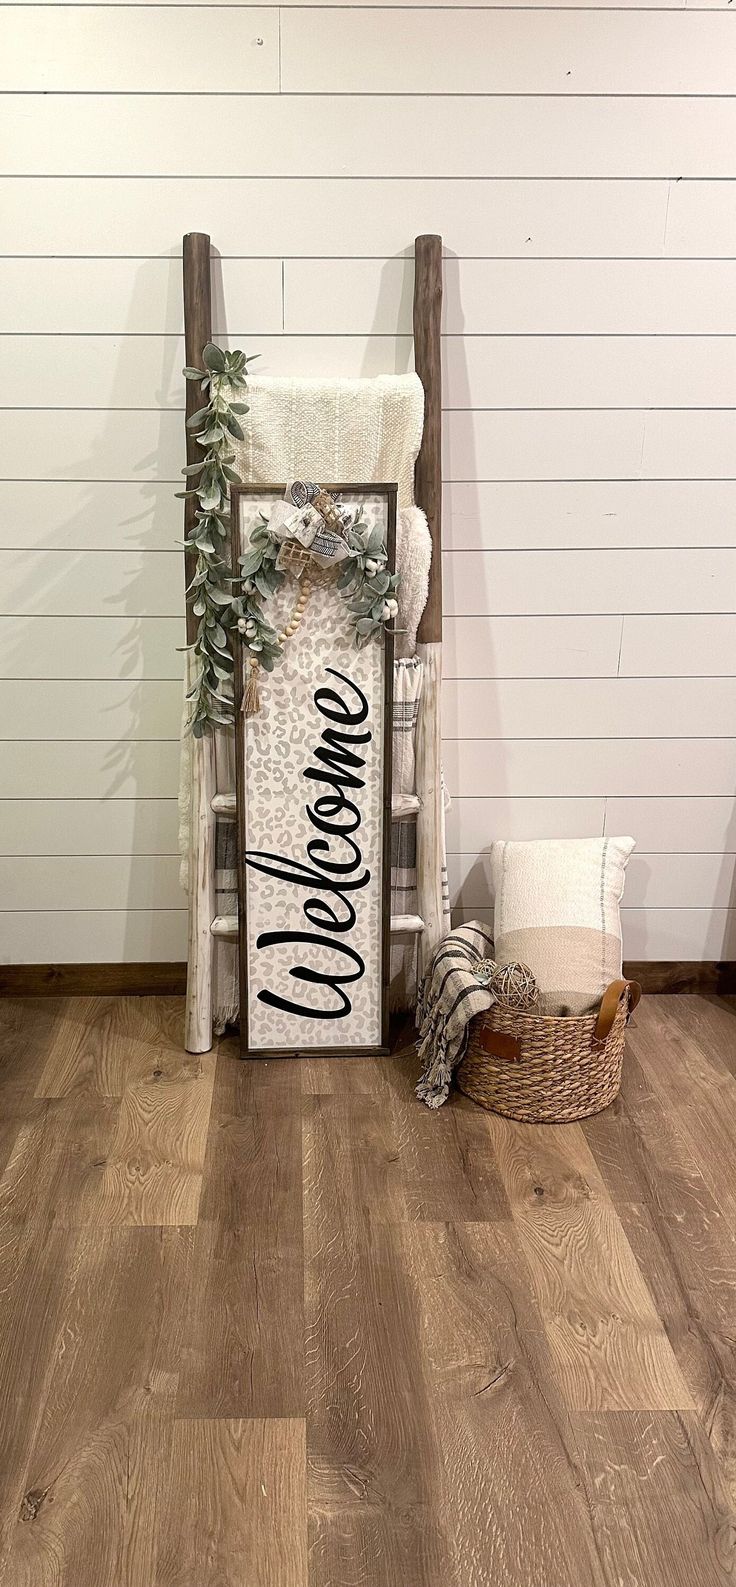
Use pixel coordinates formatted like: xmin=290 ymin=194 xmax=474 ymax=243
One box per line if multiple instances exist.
xmin=238 ymin=506 xmax=400 ymax=657
xmin=178 ymin=342 xmax=254 ymax=736
xmin=334 ymin=514 xmax=400 ymax=646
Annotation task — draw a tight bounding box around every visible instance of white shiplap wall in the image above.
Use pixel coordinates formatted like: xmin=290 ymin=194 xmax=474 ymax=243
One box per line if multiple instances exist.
xmin=2 ymin=2 xmax=735 ymax=967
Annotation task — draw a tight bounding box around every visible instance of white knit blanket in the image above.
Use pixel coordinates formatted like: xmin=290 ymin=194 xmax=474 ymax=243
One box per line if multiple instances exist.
xmin=228 ymin=374 xmax=431 ymax=658
xmin=178 ymin=371 xmax=438 ymax=1031
xmin=231 ymin=374 xmax=423 ymax=511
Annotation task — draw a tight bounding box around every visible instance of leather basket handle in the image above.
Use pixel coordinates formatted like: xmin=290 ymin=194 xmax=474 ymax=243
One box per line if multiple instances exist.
xmin=593 ymin=979 xmax=642 ymax=1045
xmin=475 ymin=1027 xmax=522 ymax=1063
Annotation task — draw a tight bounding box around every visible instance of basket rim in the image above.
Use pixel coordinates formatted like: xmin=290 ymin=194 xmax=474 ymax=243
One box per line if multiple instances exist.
xmin=476 ymin=1002 xmax=603 ymax=1031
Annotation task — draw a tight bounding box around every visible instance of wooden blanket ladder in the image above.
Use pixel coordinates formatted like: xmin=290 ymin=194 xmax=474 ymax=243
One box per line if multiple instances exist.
xmin=182 ymin=233 xmax=444 ymax=1052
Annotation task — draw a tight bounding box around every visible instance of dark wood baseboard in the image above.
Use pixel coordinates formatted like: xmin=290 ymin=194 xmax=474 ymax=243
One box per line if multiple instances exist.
xmin=624 ymin=960 xmax=736 ymax=995
xmin=1 ymin=960 xmax=734 ymax=999
xmin=0 ymin=963 xmax=187 ymax=997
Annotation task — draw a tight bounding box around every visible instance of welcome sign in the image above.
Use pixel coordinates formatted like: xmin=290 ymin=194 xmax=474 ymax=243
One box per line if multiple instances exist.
xmin=231 ymin=485 xmax=396 ymax=1056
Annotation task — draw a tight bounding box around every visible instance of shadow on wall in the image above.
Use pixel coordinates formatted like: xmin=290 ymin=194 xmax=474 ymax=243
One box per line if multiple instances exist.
xmin=7 ymin=256 xmax=187 ymax=960
xmin=363 ymin=249 xmax=415 ymax=377
xmin=717 ymin=805 xmax=736 ymax=961
xmin=110 ymin=258 xmax=186 ymax=960
xmin=366 ymin=242 xmax=508 ymax=936
xmin=106 ymin=258 xmax=185 ymax=961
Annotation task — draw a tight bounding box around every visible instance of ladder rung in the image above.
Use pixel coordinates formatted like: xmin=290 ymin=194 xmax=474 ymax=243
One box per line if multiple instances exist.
xmin=390 ymin=913 xmax=425 ymax=935
xmin=392 ymin=793 xmax=421 ymax=819
xmin=211 ymin=793 xmax=236 ymax=817
xmin=212 ymin=912 xmax=425 ymax=939
xmin=213 ymin=790 xmax=419 ymax=821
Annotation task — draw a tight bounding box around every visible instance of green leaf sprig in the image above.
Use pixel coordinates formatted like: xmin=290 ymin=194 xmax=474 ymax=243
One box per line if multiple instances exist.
xmin=177 ymin=343 xmax=255 ymax=735
xmin=335 ymin=513 xmax=401 ymax=647
xmin=235 ymin=514 xmax=285 ymax=673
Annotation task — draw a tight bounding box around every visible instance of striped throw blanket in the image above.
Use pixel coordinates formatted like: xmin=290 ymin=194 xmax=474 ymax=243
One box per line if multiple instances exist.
xmin=416 ymin=921 xmax=495 ymax=1109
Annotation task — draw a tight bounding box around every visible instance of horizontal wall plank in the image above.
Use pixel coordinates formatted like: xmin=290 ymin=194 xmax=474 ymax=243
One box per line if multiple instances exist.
xmin=641 ymin=410 xmax=736 ymax=479
xmin=0 ymin=411 xmax=184 ymax=482
xmin=445 ymin=797 xmax=606 ymax=853
xmin=445 ymin=408 xmax=736 ymax=481
xmin=445 ymin=409 xmax=648 ymax=482
xmin=8 ymin=407 xmax=736 ymax=487
xmin=3 ymin=95 xmax=734 ymax=178
xmin=15 ymin=479 xmax=734 ymax=556
xmin=0 ymin=177 xmax=679 ymax=259
xmin=0 ymin=409 xmax=195 ymax=482
xmin=444 ymin=548 xmax=736 ymax=615
xmin=442 ymin=738 xmax=736 ymax=797
xmin=445 ymin=336 xmax=736 ymax=410
xmin=3 ymin=8 xmax=278 ymax=92
xmin=444 ymin=480 xmax=736 ymax=551
xmin=0 ymin=550 xmax=181 ymax=617
xmin=0 ymin=0 xmax=715 ymax=9
xmin=665 ymin=178 xmax=736 ymax=255
xmin=0 ymin=742 xmax=179 ymax=799
xmin=0 ymin=0 xmax=707 ymax=9
xmin=0 ymin=909 xmax=187 ymax=964
xmin=0 ymin=798 xmax=180 ymax=857
xmin=4 ymin=334 xmax=413 ymax=409
xmin=17 ymin=671 xmax=731 ymax=750
xmin=0 ymin=616 xmax=184 ymax=681
xmin=0 ymin=483 xmax=179 ymax=553
xmin=4 ymin=177 xmax=733 ymax=262
xmin=605 ymin=797 xmax=736 ymax=852
xmin=628 ymin=853 xmax=736 ymax=907
xmin=450 ymin=904 xmax=736 ymax=961
xmin=0 ymin=680 xmax=182 ymax=740
xmin=11 ymin=332 xmax=736 ymax=412
xmin=446 ymin=613 xmax=736 ymax=683
xmin=621 ymin=907 xmax=736 ymax=960
xmin=0 ymin=258 xmax=282 ymax=334
xmin=282 ymin=11 xmax=736 ymax=94
xmin=121 ymin=595 xmax=676 ymax=677
xmin=448 ymin=851 xmax=736 ymax=910
xmin=442 ymin=677 xmax=736 ymax=739
xmin=8 ymin=544 xmax=732 ymax=627
xmin=620 ymin=613 xmax=736 ymax=676
xmin=0 ymin=854 xmax=182 ymax=911
xmin=16 ymin=256 xmax=736 ymax=339
xmin=286 ymin=259 xmax=736 ymax=335
xmin=446 ymin=795 xmax=736 ymax=855
xmin=443 ymin=615 xmax=622 ymax=680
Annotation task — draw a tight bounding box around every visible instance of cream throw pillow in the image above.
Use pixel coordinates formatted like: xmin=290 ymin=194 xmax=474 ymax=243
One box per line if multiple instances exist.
xmin=490 ymin=837 xmax=635 ymax=1016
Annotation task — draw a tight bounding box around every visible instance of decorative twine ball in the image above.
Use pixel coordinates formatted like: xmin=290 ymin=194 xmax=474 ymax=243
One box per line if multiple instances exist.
xmin=474 ymin=957 xmax=498 ymax=987
xmin=490 ymin=962 xmax=538 ymax=1012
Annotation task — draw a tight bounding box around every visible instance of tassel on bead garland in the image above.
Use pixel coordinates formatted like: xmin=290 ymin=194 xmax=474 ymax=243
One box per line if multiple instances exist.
xmin=241 ymin=577 xmax=314 ymax=719
xmin=243 ymin=657 xmax=261 ymax=717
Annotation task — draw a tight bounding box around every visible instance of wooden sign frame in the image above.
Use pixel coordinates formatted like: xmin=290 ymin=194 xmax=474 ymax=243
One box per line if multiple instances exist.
xmin=231 ymin=483 xmax=396 ymax=1058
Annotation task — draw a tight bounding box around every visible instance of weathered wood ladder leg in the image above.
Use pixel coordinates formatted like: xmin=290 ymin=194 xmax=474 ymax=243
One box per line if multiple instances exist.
xmin=413 ymin=233 xmax=445 ymax=975
xmin=183 ymin=231 xmax=216 ymax=1054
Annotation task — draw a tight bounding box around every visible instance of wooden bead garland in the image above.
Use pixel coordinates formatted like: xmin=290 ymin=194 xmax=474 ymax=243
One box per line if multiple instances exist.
xmin=243 ymin=576 xmax=314 ymax=717
xmin=277 ymin=575 xmax=312 ymax=644
xmin=490 ymin=962 xmax=538 ymax=1012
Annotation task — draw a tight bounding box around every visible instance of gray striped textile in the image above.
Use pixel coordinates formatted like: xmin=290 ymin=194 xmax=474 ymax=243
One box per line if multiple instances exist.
xmin=415 ymin=921 xmax=496 ymax=1109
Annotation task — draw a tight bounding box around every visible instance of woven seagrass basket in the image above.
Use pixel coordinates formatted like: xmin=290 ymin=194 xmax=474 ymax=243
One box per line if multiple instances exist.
xmin=457 ymin=978 xmax=642 ymax=1124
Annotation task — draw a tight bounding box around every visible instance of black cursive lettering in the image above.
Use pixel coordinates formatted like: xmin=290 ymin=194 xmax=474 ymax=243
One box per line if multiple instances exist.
xmin=245 ymin=665 xmax=374 ymax=1022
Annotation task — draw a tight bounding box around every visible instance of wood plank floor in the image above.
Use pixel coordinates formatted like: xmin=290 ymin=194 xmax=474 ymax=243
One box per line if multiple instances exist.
xmin=0 ymin=992 xmax=734 ymax=1586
